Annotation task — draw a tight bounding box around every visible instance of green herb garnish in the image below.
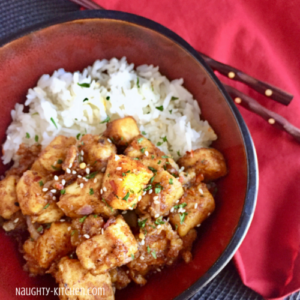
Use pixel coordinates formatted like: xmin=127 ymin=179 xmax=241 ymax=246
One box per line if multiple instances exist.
xmin=37 ymin=226 xmax=43 ymax=233
xmin=140 ymin=147 xmax=146 ymax=153
xmin=147 ymin=246 xmax=151 ymax=253
xmin=151 ymin=250 xmax=157 ymax=259
xmin=102 ymin=199 xmax=114 ymax=212
xmin=60 ymin=189 xmax=66 ymax=195
xmin=76 ymin=133 xmax=81 ymax=140
xmin=137 ymin=77 xmax=140 ymax=88
xmin=43 ymin=203 xmax=50 ymax=209
xmin=35 ymin=135 xmax=39 ymax=142
xmin=137 ymin=138 xmax=143 ymax=144
xmin=122 ymin=192 xmax=130 ymax=202
xmin=57 ymin=159 xmax=63 ymax=164
xmin=89 ymin=188 xmax=94 ymax=195
xmin=155 ymin=217 xmax=165 ymax=225
xmin=171 ymin=96 xmax=179 ymax=101
xmin=38 ymin=180 xmax=44 ymax=187
xmin=131 ymin=254 xmax=135 ymax=260
xmin=177 ymin=151 xmax=181 ymax=157
xmin=85 ymin=171 xmax=98 ymax=179
xmin=51 ymin=165 xmax=59 ymax=170
xmin=26 ymin=132 xmax=30 ymax=139
xmin=169 ymin=178 xmax=173 ymax=185
xmin=148 ymin=166 xmax=157 ymax=172
xmin=173 ymin=202 xmax=187 ymax=210
xmin=79 ymin=216 xmax=87 ymax=223
xmin=100 ymin=116 xmax=110 ymax=124
xmin=77 ymin=82 xmax=90 ymax=88
xmin=180 ymin=212 xmax=188 ymax=224
xmin=155 ymin=105 xmax=164 ymax=111
xmin=50 ymin=117 xmax=58 ymax=129
xmin=138 ymin=218 xmax=148 ymax=228
xmin=83 ymin=98 xmax=89 ymax=102
xmin=106 ymin=96 xmax=110 ymax=100
xmin=142 ymin=131 xmax=146 ymax=135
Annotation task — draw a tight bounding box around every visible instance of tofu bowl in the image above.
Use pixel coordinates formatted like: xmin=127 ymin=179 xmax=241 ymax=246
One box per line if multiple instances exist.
xmin=0 ymin=10 xmax=258 ymax=300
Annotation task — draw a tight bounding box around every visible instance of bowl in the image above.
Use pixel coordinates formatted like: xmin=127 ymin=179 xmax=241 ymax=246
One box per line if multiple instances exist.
xmin=0 ymin=10 xmax=258 ymax=300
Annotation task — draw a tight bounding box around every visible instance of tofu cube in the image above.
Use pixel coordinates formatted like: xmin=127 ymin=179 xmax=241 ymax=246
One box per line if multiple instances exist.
xmin=31 ymin=203 xmax=64 ymax=224
xmin=23 ymin=222 xmax=74 ymax=270
xmin=80 ymin=135 xmax=117 ymax=170
xmin=0 ymin=175 xmax=20 ymax=219
xmin=169 ymin=183 xmax=215 ymax=236
xmin=138 ymin=169 xmax=183 ymax=217
xmin=58 ymin=173 xmax=116 ymax=218
xmin=55 ymin=257 xmax=115 ymax=300
xmin=16 ymin=170 xmax=47 ymax=215
xmin=103 ymin=116 xmax=140 ymax=146
xmin=177 ymin=148 xmax=227 ymax=182
xmin=31 ymin=136 xmax=76 ymax=175
xmin=76 ymin=216 xmax=138 ymax=275
xmin=102 ymin=155 xmax=153 ymax=210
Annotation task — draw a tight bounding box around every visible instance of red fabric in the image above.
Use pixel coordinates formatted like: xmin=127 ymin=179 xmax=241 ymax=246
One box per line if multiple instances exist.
xmin=91 ymin=1 xmax=300 ymax=299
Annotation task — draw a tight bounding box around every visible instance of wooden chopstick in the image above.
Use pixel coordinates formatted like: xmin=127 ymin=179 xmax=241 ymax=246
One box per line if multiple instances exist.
xmin=200 ymin=52 xmax=293 ymax=106
xmin=223 ymin=84 xmax=300 ymax=142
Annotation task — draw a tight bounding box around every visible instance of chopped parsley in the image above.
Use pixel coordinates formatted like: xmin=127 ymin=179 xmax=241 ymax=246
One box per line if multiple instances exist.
xmin=50 ymin=117 xmax=58 ymax=129
xmin=142 ymin=131 xmax=147 ymax=135
xmin=77 ymin=82 xmax=90 ymax=88
xmin=106 ymin=96 xmax=110 ymax=101
xmin=51 ymin=165 xmax=60 ymax=170
xmin=169 ymin=178 xmax=174 ymax=185
xmin=131 ymin=254 xmax=135 ymax=260
xmin=26 ymin=132 xmax=30 ymax=139
xmin=180 ymin=212 xmax=188 ymax=224
xmin=71 ymin=230 xmax=76 ymax=236
xmin=94 ymin=214 xmax=98 ymax=218
xmin=175 ymin=224 xmax=178 ymax=230
xmin=57 ymin=159 xmax=63 ymax=164
xmin=143 ymin=185 xmax=152 ymax=191
xmin=169 ymin=110 xmax=172 ymax=114
xmin=161 ymin=155 xmax=170 ymax=159
xmin=35 ymin=135 xmax=39 ymax=142
xmin=161 ymin=136 xmax=168 ymax=142
xmin=37 ymin=226 xmax=43 ymax=233
xmin=155 ymin=105 xmax=164 ymax=111
xmin=173 ymin=202 xmax=187 ymax=210
xmin=151 ymin=250 xmax=157 ymax=259
xmin=85 ymin=171 xmax=98 ymax=179
xmin=150 ymin=175 xmax=156 ymax=184
xmin=101 ymin=199 xmax=114 ymax=212
xmin=137 ymin=77 xmax=140 ymax=88
xmin=38 ymin=180 xmax=44 ymax=187
xmin=83 ymin=98 xmax=89 ymax=102
xmin=89 ymin=188 xmax=94 ymax=195
xmin=43 ymin=203 xmax=50 ymax=209
xmin=148 ymin=166 xmax=157 ymax=173
xmin=133 ymin=158 xmax=139 ymax=160
xmin=177 ymin=151 xmax=181 ymax=157
xmin=60 ymin=189 xmax=66 ymax=195
xmin=79 ymin=216 xmax=87 ymax=223
xmin=122 ymin=192 xmax=130 ymax=202
xmin=154 ymin=183 xmax=163 ymax=194
xmin=100 ymin=116 xmax=110 ymax=124
xmin=201 ymin=159 xmax=206 ymax=164
xmin=138 ymin=218 xmax=148 ymax=228
xmin=171 ymin=96 xmax=179 ymax=101
xmin=137 ymin=137 xmax=143 ymax=144
xmin=157 ymin=160 xmax=161 ymax=165
xmin=155 ymin=217 xmax=165 ymax=225
xmin=147 ymin=246 xmax=151 ymax=253
xmin=157 ymin=141 xmax=163 ymax=146
xmin=140 ymin=147 xmax=146 ymax=153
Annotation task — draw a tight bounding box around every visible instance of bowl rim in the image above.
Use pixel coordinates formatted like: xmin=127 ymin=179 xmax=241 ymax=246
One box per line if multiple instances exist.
xmin=0 ymin=10 xmax=258 ymax=300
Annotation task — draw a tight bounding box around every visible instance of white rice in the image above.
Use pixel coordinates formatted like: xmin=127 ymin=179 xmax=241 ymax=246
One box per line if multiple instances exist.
xmin=2 ymin=57 xmax=217 ymax=164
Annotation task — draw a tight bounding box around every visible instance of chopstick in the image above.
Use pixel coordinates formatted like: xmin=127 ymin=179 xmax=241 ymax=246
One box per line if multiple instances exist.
xmin=224 ymin=84 xmax=300 ymax=142
xmin=200 ymin=52 xmax=293 ymax=106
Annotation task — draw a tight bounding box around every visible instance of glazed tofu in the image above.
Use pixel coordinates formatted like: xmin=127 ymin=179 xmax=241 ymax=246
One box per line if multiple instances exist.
xmin=177 ymin=148 xmax=227 ymax=182
xmin=55 ymin=257 xmax=115 ymax=300
xmin=31 ymin=136 xmax=76 ymax=175
xmin=138 ymin=169 xmax=183 ymax=218
xmin=102 ymin=155 xmax=153 ymax=210
xmin=110 ymin=267 xmax=131 ymax=290
xmin=124 ymin=135 xmax=178 ymax=172
xmin=127 ymin=217 xmax=182 ymax=285
xmin=62 ymin=145 xmax=78 ymax=171
xmin=169 ymin=183 xmax=215 ymax=236
xmin=57 ymin=173 xmax=116 ymax=218
xmin=80 ymin=135 xmax=117 ymax=170
xmin=76 ymin=216 xmax=138 ymax=275
xmin=16 ymin=170 xmax=47 ymax=215
xmin=180 ymin=229 xmax=197 ymax=263
xmin=31 ymin=203 xmax=64 ymax=224
xmin=103 ymin=116 xmax=140 ymax=146
xmin=23 ymin=222 xmax=74 ymax=270
xmin=0 ymin=175 xmax=20 ymax=219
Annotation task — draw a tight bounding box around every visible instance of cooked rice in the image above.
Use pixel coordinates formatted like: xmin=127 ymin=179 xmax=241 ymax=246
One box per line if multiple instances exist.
xmin=2 ymin=57 xmax=217 ymax=164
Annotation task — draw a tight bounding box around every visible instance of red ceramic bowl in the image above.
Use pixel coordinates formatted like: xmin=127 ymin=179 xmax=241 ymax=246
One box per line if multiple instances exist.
xmin=0 ymin=10 xmax=258 ymax=300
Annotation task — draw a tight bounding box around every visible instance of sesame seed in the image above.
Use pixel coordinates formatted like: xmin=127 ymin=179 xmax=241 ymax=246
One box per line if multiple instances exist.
xmin=77 ymin=175 xmax=82 ymax=178
xmin=116 ymin=167 xmax=122 ymax=170
xmin=94 ymin=178 xmax=97 ymax=183
xmin=86 ymin=168 xmax=90 ymax=174
xmin=157 ymin=225 xmax=161 ymax=229
xmin=140 ymin=239 xmax=145 ymax=245
xmin=129 ymin=207 xmax=133 ymax=210
xmin=42 ymin=188 xmax=48 ymax=192
xmin=207 ymin=212 xmax=211 ymax=216
xmin=83 ymin=234 xmax=90 ymax=239
xmin=265 ymin=89 xmax=273 ymax=96
xmin=60 ymin=219 xmax=65 ymax=222
xmin=228 ymin=71 xmax=235 ymax=78
xmin=115 ymin=155 xmax=120 ymax=161
xmin=234 ymin=97 xmax=242 ymax=104
xmin=176 ymin=200 xmax=180 ymax=203
xmin=62 ymin=179 xmax=66 ymax=185
xmin=157 ymin=268 xmax=161 ymax=272
xmin=83 ymin=178 xmax=88 ymax=182
xmin=170 ymin=207 xmax=174 ymax=213
xmin=80 ymin=183 xmax=84 ymax=189
xmin=72 ymin=170 xmax=77 ymax=174
xmin=81 ymin=150 xmax=84 ymax=156
xmin=197 ymin=224 xmax=201 ymax=227
xmin=101 ymin=228 xmax=104 ymax=235
xmin=153 ymin=196 xmax=159 ymax=201
xmin=103 ymin=187 xmax=107 ymax=192
xmin=145 ymin=151 xmax=149 ymax=156
xmin=149 ymin=189 xmax=153 ymax=194
xmin=122 ymin=211 xmax=127 ymax=214
xmin=126 ymin=270 xmax=129 ymax=274
xmin=107 ymin=138 xmax=112 ymax=143
xmin=138 ymin=195 xmax=142 ymax=201
xmin=7 ymin=135 xmax=11 ymax=140
xmin=53 ymin=196 xmax=56 ymax=200
xmin=140 ymin=256 xmax=144 ymax=260
xmin=143 ymin=191 xmax=146 ymax=196
xmin=154 ymin=200 xmax=160 ymax=204
xmin=199 ymin=188 xmax=204 ymax=195
xmin=194 ymin=203 xmax=198 ymax=209
xmin=79 ymin=162 xmax=86 ymax=169
xmin=268 ymin=118 xmax=275 ymax=124
xmin=69 ymin=163 xmax=72 ymax=168
xmin=119 ymin=178 xmax=123 ymax=181
xmin=66 ymin=168 xmax=71 ymax=174
xmin=54 ymin=175 xmax=59 ymax=181
xmin=155 ymin=213 xmax=160 ymax=218
xmin=68 ymin=227 xmax=71 ymax=231
xmin=101 ymin=167 xmax=105 ymax=172
xmin=50 ymin=189 xmax=57 ymax=193
xmin=100 ymin=189 xmax=103 ymax=194
xmin=14 ymin=218 xmax=19 ymax=223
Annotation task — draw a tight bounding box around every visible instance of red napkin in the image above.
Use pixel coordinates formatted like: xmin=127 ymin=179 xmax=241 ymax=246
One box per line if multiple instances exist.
xmin=90 ymin=1 xmax=300 ymax=299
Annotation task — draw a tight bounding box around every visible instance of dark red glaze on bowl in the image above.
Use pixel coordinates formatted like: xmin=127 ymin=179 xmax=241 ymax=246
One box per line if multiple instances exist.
xmin=0 ymin=11 xmax=258 ymax=300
